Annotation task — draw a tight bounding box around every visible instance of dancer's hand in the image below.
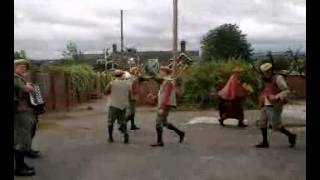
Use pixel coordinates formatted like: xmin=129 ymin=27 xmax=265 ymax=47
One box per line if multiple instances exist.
xmin=267 ymin=95 xmax=278 ymax=101
xmin=23 ymin=83 xmax=34 ymax=93
xmin=158 ymin=109 xmax=164 ymax=115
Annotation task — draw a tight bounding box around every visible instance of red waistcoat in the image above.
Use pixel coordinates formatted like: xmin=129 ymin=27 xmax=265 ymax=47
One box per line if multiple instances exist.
xmin=259 ymin=75 xmax=284 ymax=108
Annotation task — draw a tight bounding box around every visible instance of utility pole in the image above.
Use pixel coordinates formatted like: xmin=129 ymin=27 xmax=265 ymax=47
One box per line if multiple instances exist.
xmin=172 ymin=0 xmax=178 ymax=69
xmin=121 ymin=10 xmax=124 ymax=65
xmin=104 ymin=48 xmax=107 ymax=71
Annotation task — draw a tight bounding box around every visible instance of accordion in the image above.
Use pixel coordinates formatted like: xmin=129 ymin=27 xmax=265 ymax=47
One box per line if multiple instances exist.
xmin=29 ymin=84 xmax=46 ymax=114
xmin=144 ymin=59 xmax=160 ymax=77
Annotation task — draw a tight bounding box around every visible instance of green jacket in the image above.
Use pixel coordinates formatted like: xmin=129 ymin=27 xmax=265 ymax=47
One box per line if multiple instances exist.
xmin=14 ymin=74 xmax=34 ymax=151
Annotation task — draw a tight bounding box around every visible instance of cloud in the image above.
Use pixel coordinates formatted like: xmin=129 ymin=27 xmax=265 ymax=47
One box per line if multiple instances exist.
xmin=14 ymin=0 xmax=306 ymax=59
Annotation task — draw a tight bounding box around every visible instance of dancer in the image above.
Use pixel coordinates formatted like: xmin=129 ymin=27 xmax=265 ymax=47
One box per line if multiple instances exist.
xmin=255 ymin=63 xmax=297 ymax=148
xmin=149 ymin=66 xmax=185 ymax=147
xmin=218 ymin=66 xmax=253 ymax=127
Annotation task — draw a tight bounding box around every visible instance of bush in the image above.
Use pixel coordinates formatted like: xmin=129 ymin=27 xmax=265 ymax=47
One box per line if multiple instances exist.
xmin=179 ymin=58 xmax=260 ymax=109
xmin=98 ymin=72 xmax=113 ymax=91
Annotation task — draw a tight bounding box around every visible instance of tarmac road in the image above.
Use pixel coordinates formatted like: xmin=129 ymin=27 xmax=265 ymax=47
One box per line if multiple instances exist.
xmin=15 ymin=97 xmax=306 ymax=180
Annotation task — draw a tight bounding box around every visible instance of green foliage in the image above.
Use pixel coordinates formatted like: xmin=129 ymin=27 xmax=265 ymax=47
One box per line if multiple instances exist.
xmin=201 ymin=24 xmax=253 ymax=61
xmin=40 ymin=64 xmax=96 ymax=93
xmin=97 ymin=72 xmax=113 ymax=91
xmin=14 ymin=50 xmax=27 ymax=59
xmin=180 ymin=59 xmax=260 ymax=109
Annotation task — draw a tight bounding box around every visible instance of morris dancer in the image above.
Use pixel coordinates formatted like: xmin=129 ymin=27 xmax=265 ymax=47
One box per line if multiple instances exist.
xmin=123 ymin=67 xmax=141 ymax=130
xmin=255 ymin=63 xmax=297 ymax=148
xmin=149 ymin=66 xmax=185 ymax=147
xmin=218 ymin=66 xmax=253 ymax=127
xmin=105 ymin=70 xmax=131 ymax=144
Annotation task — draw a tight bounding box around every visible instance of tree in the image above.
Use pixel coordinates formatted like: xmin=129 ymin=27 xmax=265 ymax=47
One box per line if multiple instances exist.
xmin=201 ymin=24 xmax=253 ymax=61
xmin=14 ymin=50 xmax=27 ymax=59
xmin=62 ymin=41 xmax=85 ymax=61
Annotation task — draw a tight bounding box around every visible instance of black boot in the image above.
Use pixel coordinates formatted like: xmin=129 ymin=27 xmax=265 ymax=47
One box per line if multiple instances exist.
xmin=238 ymin=120 xmax=248 ymax=127
xmin=218 ymin=118 xmax=225 ymax=127
xmin=255 ymin=128 xmax=269 ymax=148
xmin=108 ymin=125 xmax=114 ymax=143
xmin=14 ymin=151 xmax=36 ymax=176
xmin=124 ymin=133 xmax=129 ymax=144
xmin=130 ymin=116 xmax=140 ymax=130
xmin=118 ymin=125 xmax=125 ymax=133
xmin=279 ymin=127 xmax=297 ymax=148
xmin=121 ymin=124 xmax=129 ymax=144
xmin=151 ymin=128 xmax=164 ymax=147
xmin=167 ymin=124 xmax=185 ymax=143
xmin=25 ymin=149 xmax=40 ymax=158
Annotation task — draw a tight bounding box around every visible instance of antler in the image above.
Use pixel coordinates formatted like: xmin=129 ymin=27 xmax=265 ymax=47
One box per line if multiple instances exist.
xmin=172 ymin=53 xmax=193 ymax=77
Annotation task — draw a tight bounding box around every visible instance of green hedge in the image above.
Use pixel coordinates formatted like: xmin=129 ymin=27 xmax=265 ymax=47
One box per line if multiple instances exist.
xmin=40 ymin=64 xmax=112 ymax=95
xmin=97 ymin=72 xmax=113 ymax=92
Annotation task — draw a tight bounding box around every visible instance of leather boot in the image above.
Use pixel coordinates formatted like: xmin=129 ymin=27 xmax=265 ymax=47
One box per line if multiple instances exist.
xmin=122 ymin=124 xmax=129 ymax=144
xmin=25 ymin=150 xmax=40 ymax=159
xmin=14 ymin=151 xmax=36 ymax=176
xmin=279 ymin=127 xmax=297 ymax=148
xmin=151 ymin=128 xmax=164 ymax=147
xmin=124 ymin=133 xmax=129 ymax=144
xmin=108 ymin=125 xmax=114 ymax=143
xmin=255 ymin=128 xmax=269 ymax=148
xmin=130 ymin=116 xmax=140 ymax=130
xmin=167 ymin=124 xmax=185 ymax=143
xmin=218 ymin=118 xmax=225 ymax=127
xmin=238 ymin=119 xmax=248 ymax=127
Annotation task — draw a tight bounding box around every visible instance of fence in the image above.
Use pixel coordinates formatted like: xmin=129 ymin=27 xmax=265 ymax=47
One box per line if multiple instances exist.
xmin=29 ymin=70 xmax=305 ymax=112
xmin=30 ymin=70 xmax=101 ymax=112
xmin=286 ymin=75 xmax=306 ymax=99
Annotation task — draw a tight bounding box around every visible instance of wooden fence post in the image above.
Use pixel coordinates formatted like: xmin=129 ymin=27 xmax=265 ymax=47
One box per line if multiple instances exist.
xmin=50 ymin=72 xmax=56 ymax=110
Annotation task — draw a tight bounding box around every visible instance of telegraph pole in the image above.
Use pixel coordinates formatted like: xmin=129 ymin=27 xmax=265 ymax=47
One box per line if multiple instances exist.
xmin=172 ymin=0 xmax=178 ymax=69
xmin=121 ymin=10 xmax=124 ymax=64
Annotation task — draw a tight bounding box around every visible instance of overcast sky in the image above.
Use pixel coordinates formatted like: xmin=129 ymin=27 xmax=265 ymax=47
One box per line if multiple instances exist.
xmin=14 ymin=0 xmax=306 ymax=60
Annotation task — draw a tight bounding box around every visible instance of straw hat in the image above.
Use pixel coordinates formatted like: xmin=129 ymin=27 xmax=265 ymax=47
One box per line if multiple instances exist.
xmin=14 ymin=59 xmax=30 ymax=69
xmin=260 ymin=63 xmax=272 ymax=72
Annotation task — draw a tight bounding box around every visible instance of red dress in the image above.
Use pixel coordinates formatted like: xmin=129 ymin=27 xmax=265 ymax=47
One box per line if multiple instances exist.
xmin=218 ymin=74 xmax=249 ymax=121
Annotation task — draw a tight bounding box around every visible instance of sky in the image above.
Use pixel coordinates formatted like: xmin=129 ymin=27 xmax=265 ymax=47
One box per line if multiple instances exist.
xmin=14 ymin=0 xmax=306 ymax=60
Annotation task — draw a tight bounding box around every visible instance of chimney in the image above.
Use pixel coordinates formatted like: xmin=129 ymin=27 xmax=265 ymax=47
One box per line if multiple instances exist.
xmin=180 ymin=40 xmax=186 ymax=53
xmin=112 ymin=44 xmax=117 ymax=53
